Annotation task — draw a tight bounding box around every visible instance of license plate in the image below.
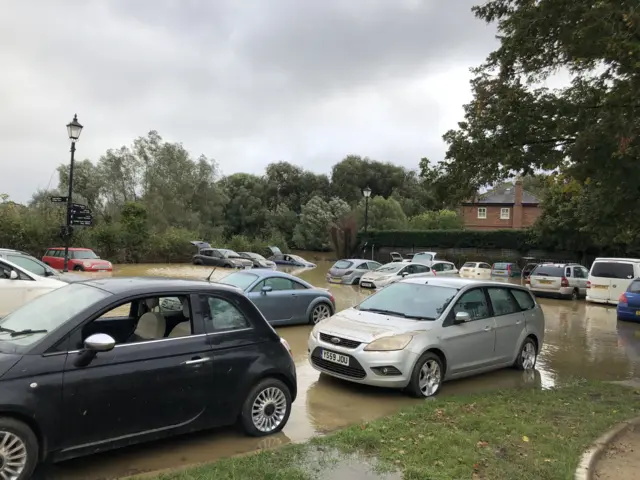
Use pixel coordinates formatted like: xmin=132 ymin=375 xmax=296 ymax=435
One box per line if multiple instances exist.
xmin=593 ymin=284 xmax=608 ymax=289
xmin=360 ymin=282 xmax=373 ymax=288
xmin=538 ymin=279 xmax=553 ymax=284
xmin=494 ymin=271 xmax=506 ymax=275
xmin=328 ymin=277 xmax=342 ymax=284
xmin=243 ymin=265 xmax=252 ymax=270
xmin=321 ymin=349 xmax=349 ymax=366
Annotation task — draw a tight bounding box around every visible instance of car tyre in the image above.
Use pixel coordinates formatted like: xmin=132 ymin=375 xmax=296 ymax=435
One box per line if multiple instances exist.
xmin=405 ymin=352 xmax=443 ymax=398
xmin=309 ymin=302 xmax=332 ymax=324
xmin=239 ymin=378 xmax=292 ymax=437
xmin=0 ymin=417 xmax=39 ymax=480
xmin=514 ymin=337 xmax=537 ymax=370
xmin=571 ymin=288 xmax=579 ymax=300
xmin=73 ymin=265 xmax=84 ymax=271
xmin=351 ymin=278 xmax=360 ymax=285
xmin=193 ymin=259 xmax=203 ymax=266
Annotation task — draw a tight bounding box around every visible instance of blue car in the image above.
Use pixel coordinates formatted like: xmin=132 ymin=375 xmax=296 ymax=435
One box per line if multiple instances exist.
xmin=267 ymin=246 xmax=316 ymax=268
xmin=616 ymin=278 xmax=640 ymax=321
xmin=218 ymin=269 xmax=334 ymax=325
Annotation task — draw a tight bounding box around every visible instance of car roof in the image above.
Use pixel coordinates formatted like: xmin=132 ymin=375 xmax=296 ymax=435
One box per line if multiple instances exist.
xmin=219 ymin=268 xmax=315 ymax=287
xmin=431 ymin=260 xmax=454 ymax=264
xmin=47 ymin=247 xmax=92 ymax=251
xmin=413 ymin=251 xmax=437 ymax=255
xmin=400 ymin=276 xmax=528 ymax=290
xmin=0 ymin=248 xmax=30 ymax=255
xmin=337 ymin=258 xmax=371 ymax=262
xmin=77 ymin=277 xmax=244 ymax=295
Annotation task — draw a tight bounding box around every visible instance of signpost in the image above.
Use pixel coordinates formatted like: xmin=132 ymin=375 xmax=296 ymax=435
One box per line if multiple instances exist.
xmin=70 ymin=204 xmax=93 ymax=227
xmin=50 ymin=196 xmax=68 ymax=203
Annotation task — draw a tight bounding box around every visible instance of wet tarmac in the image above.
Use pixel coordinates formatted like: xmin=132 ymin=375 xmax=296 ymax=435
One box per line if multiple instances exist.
xmin=43 ymin=262 xmax=640 ymax=479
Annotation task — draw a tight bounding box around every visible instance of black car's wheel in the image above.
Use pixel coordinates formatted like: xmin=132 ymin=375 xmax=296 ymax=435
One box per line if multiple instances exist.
xmin=224 ymin=262 xmax=234 ymax=268
xmin=515 ymin=337 xmax=537 ymax=370
xmin=405 ymin=351 xmax=444 ymax=398
xmin=0 ymin=417 xmax=39 ymax=480
xmin=73 ymin=265 xmax=84 ymax=271
xmin=239 ymin=378 xmax=292 ymax=437
xmin=309 ymin=302 xmax=332 ymax=324
xmin=193 ymin=259 xmax=203 ymax=265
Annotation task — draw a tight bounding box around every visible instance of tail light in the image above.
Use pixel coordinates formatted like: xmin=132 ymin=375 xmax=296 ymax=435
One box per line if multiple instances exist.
xmin=280 ymin=338 xmax=293 ymax=357
xmin=507 ymin=265 xmax=512 ymax=273
xmin=586 ymin=281 xmax=591 ymax=289
xmin=561 ymin=277 xmax=569 ymax=287
xmin=329 ymin=293 xmax=335 ymax=305
xmin=619 ymin=293 xmax=628 ymax=305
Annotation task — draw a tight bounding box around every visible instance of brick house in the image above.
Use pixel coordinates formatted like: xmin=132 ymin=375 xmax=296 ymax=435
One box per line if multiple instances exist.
xmin=460 ymin=178 xmax=541 ymax=230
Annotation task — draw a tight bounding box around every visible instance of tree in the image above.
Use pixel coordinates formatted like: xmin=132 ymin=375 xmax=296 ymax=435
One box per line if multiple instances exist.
xmin=357 ymin=196 xmax=407 ymax=231
xmin=219 ymin=173 xmax=268 ymax=237
xmin=292 ymin=196 xmax=350 ymax=251
xmin=440 ymin=0 xmax=640 ymax=246
xmin=408 ymin=210 xmax=464 ymax=230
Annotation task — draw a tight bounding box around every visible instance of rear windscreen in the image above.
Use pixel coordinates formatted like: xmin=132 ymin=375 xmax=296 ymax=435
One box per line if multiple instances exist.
xmin=591 ymin=262 xmax=635 ymax=279
xmin=333 ymin=260 xmax=353 ymax=269
xmin=493 ymin=263 xmax=509 ymax=269
xmin=628 ymin=280 xmax=640 ymax=293
xmin=532 ymin=265 xmax=564 ymax=277
xmin=462 ymin=262 xmax=476 ymax=268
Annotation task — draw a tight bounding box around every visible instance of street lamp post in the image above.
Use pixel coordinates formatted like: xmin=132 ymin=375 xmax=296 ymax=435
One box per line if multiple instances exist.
xmin=363 ymin=186 xmax=372 ymax=235
xmin=63 ymin=114 xmax=83 ymax=272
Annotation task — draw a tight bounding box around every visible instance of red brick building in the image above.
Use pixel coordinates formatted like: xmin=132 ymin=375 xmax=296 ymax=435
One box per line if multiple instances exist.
xmin=460 ymin=179 xmax=541 ymax=230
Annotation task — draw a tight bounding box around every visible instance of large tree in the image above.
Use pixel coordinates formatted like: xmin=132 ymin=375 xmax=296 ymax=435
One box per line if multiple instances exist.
xmin=441 ymin=0 xmax=640 ymax=246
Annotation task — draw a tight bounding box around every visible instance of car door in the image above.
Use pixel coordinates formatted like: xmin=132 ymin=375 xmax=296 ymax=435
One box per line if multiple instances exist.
xmin=247 ymin=277 xmax=300 ymax=324
xmin=60 ymin=293 xmax=216 ymax=449
xmin=440 ymin=287 xmax=497 ymax=375
xmin=0 ymin=261 xmax=31 ymax=316
xmin=486 ymin=287 xmax=526 ymax=363
xmin=408 ymin=264 xmax=431 ymax=279
xmin=573 ymin=266 xmax=588 ymax=295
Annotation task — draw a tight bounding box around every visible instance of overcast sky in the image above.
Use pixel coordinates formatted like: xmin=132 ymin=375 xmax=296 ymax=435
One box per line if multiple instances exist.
xmin=0 ymin=0 xmax=498 ymax=202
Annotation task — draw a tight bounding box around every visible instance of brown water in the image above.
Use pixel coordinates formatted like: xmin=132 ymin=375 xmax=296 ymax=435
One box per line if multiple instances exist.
xmin=44 ymin=262 xmax=640 ymax=480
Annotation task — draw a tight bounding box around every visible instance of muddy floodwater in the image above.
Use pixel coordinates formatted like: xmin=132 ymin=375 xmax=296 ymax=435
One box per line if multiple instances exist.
xmin=44 ymin=262 xmax=640 ymax=480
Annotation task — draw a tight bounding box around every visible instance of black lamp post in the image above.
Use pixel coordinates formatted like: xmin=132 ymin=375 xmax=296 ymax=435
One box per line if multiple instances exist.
xmin=63 ymin=114 xmax=83 ymax=272
xmin=363 ymin=186 xmax=372 ymax=234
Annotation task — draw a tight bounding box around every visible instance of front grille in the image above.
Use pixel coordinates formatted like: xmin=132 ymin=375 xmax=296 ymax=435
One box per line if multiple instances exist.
xmin=319 ymin=333 xmax=361 ymax=349
xmin=311 ymin=348 xmax=366 ymax=379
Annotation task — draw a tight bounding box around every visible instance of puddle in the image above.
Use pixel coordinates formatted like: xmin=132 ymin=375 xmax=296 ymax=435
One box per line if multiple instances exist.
xmin=300 ymin=447 xmax=401 ymax=479
xmin=44 ymin=260 xmax=640 ymax=479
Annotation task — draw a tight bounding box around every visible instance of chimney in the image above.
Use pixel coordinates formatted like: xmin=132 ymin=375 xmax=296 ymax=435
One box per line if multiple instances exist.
xmin=513 ymin=177 xmax=523 ymax=228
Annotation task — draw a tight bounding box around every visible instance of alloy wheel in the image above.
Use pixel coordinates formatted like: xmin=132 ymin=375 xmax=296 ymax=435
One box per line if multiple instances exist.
xmin=418 ymin=359 xmax=441 ymax=397
xmin=312 ymin=304 xmax=331 ymax=324
xmin=251 ymin=386 xmax=288 ymax=433
xmin=521 ymin=342 xmax=536 ymax=370
xmin=0 ymin=430 xmax=27 ymax=480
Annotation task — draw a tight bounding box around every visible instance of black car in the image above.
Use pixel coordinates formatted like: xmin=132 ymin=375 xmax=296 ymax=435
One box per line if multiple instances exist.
xmin=0 ymin=277 xmax=296 ymax=479
xmin=190 ymin=241 xmax=253 ymax=269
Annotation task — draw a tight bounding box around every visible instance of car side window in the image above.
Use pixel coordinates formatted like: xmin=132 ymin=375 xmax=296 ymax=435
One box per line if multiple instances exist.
xmin=264 ymin=277 xmax=294 ymax=291
xmin=572 ymin=267 xmax=582 ymax=278
xmin=204 ymin=296 xmax=250 ymax=332
xmin=511 ymin=289 xmax=535 ymax=311
xmin=432 ymin=263 xmax=443 ymax=272
xmin=480 ymin=263 xmax=491 ymax=269
xmin=292 ymin=280 xmax=308 ymax=290
xmin=6 ymin=255 xmax=47 ymax=277
xmin=358 ymin=263 xmax=369 ymax=270
xmin=487 ymin=288 xmax=521 ymax=316
xmin=565 ymin=267 xmax=572 ymax=278
xmin=367 ymin=262 xmax=381 ymax=270
xmin=0 ymin=261 xmax=31 ymax=281
xmin=443 ymin=263 xmax=454 ymax=271
xmin=414 ymin=264 xmax=429 ymax=273
xmin=452 ymin=288 xmax=490 ymax=321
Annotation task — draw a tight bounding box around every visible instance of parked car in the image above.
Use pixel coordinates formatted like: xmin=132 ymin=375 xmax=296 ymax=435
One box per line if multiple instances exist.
xmin=459 ymin=262 xmax=492 ymax=279
xmin=491 ymin=262 xmax=521 ymax=277
xmin=0 ymin=277 xmax=297 ymax=478
xmin=326 ymin=259 xmax=382 ymax=285
xmin=308 ymin=277 xmax=543 ymax=397
xmin=218 ymin=270 xmax=335 ymax=325
xmin=526 ymin=263 xmax=588 ymax=299
xmin=430 ymin=261 xmax=459 ymax=276
xmin=616 ymin=278 xmax=640 ymax=321
xmin=267 ymin=247 xmax=316 ymax=268
xmin=410 ymin=251 xmax=438 ymax=266
xmin=190 ymin=242 xmax=253 ymax=269
xmin=42 ymin=247 xmax=113 ymax=272
xmin=359 ymin=262 xmax=434 ymax=289
xmin=389 ymin=252 xmax=412 ymax=263
xmin=0 ymin=258 xmax=68 ymax=317
xmin=0 ymin=248 xmax=82 ymax=283
xmin=237 ymin=252 xmax=277 ymax=270
xmin=587 ymin=257 xmax=640 ymax=305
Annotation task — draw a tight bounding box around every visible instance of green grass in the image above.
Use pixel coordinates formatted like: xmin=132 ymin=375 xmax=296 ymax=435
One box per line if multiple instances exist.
xmin=146 ymin=380 xmax=640 ymax=480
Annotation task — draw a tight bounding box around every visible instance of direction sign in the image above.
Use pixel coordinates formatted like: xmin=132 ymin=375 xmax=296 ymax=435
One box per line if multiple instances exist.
xmin=71 ymin=203 xmax=86 ymax=210
xmin=71 ymin=217 xmax=93 ymax=227
xmin=71 ymin=208 xmax=91 ymax=217
xmin=50 ymin=196 xmax=68 ymax=203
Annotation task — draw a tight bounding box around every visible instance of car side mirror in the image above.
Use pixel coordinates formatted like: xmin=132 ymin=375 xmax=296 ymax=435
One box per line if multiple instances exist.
xmin=401 ymin=271 xmax=409 ymax=277
xmin=9 ymin=270 xmax=18 ymax=280
xmin=454 ymin=311 xmax=471 ymax=324
xmin=261 ymin=285 xmax=273 ymax=294
xmin=85 ymin=333 xmax=116 ymax=352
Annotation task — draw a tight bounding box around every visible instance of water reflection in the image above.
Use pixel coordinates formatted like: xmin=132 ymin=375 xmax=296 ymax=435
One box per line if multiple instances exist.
xmin=47 ymin=261 xmax=640 ymax=480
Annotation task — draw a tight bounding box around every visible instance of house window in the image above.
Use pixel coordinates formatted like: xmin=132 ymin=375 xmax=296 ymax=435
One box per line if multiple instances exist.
xmin=500 ymin=208 xmax=510 ymax=220
xmin=477 ymin=207 xmax=487 ymax=219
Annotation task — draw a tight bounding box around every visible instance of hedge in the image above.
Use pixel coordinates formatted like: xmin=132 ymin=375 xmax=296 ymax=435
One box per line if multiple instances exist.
xmin=358 ymin=229 xmax=536 ymax=251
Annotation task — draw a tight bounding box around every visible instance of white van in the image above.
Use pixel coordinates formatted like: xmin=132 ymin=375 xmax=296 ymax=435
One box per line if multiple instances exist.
xmin=586 ymin=258 xmax=640 ymax=305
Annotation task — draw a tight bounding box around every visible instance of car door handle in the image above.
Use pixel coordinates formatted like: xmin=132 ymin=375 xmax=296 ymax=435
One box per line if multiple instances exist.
xmin=483 ymin=326 xmax=493 ymax=331
xmin=183 ymin=357 xmax=211 ymax=365
xmin=515 ymin=320 xmax=522 ymax=325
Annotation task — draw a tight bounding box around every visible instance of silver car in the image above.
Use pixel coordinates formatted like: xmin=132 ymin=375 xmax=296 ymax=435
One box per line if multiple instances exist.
xmin=326 ymin=259 xmax=382 ymax=285
xmin=308 ymin=277 xmax=544 ymax=397
xmin=527 ymin=263 xmax=589 ymax=299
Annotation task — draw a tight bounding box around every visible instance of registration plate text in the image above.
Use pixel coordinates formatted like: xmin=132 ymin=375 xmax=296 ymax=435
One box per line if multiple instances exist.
xmin=538 ymin=279 xmax=553 ymax=284
xmin=321 ymin=350 xmax=349 ymax=366
xmin=593 ymin=284 xmax=608 ymax=289
xmin=360 ymin=282 xmax=373 ymax=288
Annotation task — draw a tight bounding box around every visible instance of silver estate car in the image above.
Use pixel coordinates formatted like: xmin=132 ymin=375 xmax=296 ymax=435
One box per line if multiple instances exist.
xmin=308 ymin=277 xmax=544 ymax=397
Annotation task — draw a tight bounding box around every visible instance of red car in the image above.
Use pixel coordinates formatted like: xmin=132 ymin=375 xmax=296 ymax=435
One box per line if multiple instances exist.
xmin=42 ymin=247 xmax=113 ymax=272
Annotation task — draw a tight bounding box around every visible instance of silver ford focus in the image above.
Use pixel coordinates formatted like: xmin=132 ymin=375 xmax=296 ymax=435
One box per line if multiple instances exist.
xmin=308 ymin=277 xmax=544 ymax=397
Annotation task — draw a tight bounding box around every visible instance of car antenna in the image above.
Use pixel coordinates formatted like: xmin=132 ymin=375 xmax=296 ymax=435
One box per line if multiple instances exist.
xmin=206 ymin=268 xmax=216 ymax=282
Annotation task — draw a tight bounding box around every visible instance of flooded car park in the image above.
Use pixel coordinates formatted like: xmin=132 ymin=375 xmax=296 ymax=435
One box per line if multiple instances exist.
xmin=43 ymin=262 xmax=640 ymax=480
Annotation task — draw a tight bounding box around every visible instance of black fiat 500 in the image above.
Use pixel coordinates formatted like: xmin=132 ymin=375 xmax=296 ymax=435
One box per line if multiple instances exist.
xmin=0 ymin=277 xmax=297 ymax=479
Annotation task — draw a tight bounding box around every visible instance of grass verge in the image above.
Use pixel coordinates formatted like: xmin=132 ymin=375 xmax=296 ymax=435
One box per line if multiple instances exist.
xmin=147 ymin=380 xmax=640 ymax=480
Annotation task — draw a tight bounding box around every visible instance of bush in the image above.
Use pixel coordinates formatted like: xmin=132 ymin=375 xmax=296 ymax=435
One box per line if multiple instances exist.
xmin=360 ymin=229 xmax=535 ymax=251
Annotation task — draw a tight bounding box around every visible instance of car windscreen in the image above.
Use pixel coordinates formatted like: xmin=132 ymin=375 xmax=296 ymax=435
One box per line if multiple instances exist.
xmin=532 ymin=265 xmax=565 ymax=277
xmin=72 ymin=250 xmax=99 ymax=259
xmin=375 ymin=264 xmax=404 ymax=273
xmin=356 ymin=283 xmax=457 ymax=320
xmin=290 ymin=255 xmax=306 ymax=262
xmin=0 ymin=284 xmax=110 ymax=350
xmin=219 ymin=272 xmax=259 ymax=290
xmin=333 ymin=260 xmax=353 ymax=269
xmin=462 ymin=262 xmax=476 ymax=268
xmin=591 ymin=262 xmax=635 ymax=279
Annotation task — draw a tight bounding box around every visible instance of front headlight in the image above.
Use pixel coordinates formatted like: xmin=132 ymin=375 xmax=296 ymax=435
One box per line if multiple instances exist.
xmin=310 ymin=327 xmax=319 ymax=340
xmin=364 ymin=334 xmax=413 ymax=351
xmin=83 ymin=261 xmax=91 ymax=268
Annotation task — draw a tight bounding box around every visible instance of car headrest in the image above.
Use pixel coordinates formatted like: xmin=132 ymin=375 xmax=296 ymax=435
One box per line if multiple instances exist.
xmin=182 ymin=300 xmax=190 ymax=319
xmin=145 ymin=298 xmax=159 ymax=309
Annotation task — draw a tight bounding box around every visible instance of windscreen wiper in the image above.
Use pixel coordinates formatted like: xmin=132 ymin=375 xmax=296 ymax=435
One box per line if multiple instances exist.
xmin=0 ymin=327 xmax=48 ymax=337
xmin=359 ymin=308 xmax=408 ymax=318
